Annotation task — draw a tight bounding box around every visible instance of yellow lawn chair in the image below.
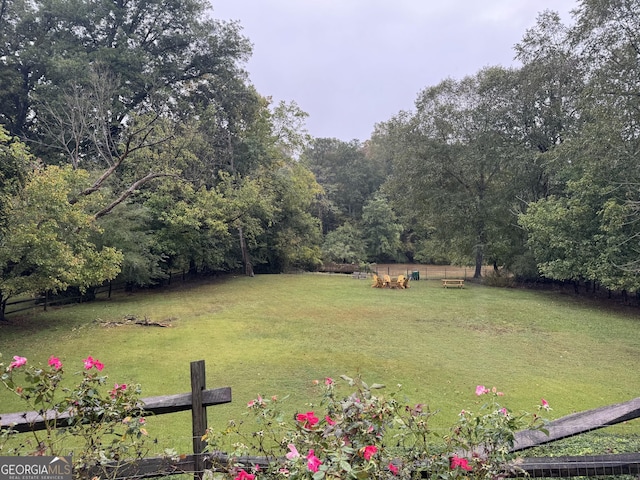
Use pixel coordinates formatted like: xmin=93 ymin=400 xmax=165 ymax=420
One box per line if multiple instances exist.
xmin=371 ymin=274 xmax=384 ymax=288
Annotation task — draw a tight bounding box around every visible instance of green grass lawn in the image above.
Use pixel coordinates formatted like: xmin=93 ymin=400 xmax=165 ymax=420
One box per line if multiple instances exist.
xmin=1 ymin=273 xmax=639 ymax=455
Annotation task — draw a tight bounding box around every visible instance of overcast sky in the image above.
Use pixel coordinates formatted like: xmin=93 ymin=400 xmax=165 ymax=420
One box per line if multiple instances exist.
xmin=211 ymin=1 xmax=579 ymax=142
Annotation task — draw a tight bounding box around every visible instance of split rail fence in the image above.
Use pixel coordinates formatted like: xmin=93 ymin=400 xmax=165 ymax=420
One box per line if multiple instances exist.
xmin=1 ymin=360 xmax=639 ymax=479
xmin=2 ymin=270 xmax=193 ymax=317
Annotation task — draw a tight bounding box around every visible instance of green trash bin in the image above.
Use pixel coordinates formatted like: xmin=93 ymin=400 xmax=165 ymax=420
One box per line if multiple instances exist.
xmin=411 ymin=271 xmax=420 ymax=281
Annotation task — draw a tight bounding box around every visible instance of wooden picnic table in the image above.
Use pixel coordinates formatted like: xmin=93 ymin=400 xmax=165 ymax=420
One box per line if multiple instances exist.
xmin=442 ymin=279 xmax=464 ymax=288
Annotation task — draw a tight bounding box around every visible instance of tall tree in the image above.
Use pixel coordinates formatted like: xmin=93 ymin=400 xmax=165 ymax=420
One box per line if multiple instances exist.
xmin=521 ymin=0 xmax=640 ymax=290
xmin=0 ymin=158 xmax=122 ymax=318
xmin=361 ymin=193 xmax=403 ymax=262
xmin=303 ymin=138 xmax=385 ymax=233
xmin=321 ymin=222 xmax=367 ymax=265
xmin=513 ymin=9 xmax=584 ymax=202
xmin=385 ymin=67 xmax=524 ymax=277
xmin=252 ymin=163 xmax=323 ymax=273
xmin=0 ymin=0 xmax=251 ymax=140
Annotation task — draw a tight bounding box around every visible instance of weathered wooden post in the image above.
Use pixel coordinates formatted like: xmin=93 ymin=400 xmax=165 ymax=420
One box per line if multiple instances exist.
xmin=191 ymin=360 xmax=207 ymax=480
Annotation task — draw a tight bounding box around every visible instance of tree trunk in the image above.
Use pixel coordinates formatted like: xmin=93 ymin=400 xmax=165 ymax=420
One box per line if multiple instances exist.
xmin=238 ymin=226 xmax=254 ymax=277
xmin=474 ymin=247 xmax=483 ymax=278
xmin=0 ymin=295 xmax=6 ymax=321
xmin=474 ymin=226 xmax=486 ymax=279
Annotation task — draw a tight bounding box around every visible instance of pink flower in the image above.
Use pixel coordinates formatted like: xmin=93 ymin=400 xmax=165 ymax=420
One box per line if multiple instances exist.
xmin=234 ymin=469 xmax=255 ymax=480
xmin=83 ymin=356 xmax=94 ymax=369
xmin=325 ymin=415 xmax=336 ymax=426
xmin=306 ymin=449 xmax=322 ymax=473
xmin=388 ymin=462 xmax=399 ymax=475
xmin=296 ymin=411 xmax=319 ymax=429
xmin=408 ymin=403 xmax=424 ymax=416
xmin=500 ymin=407 xmax=509 ymax=416
xmin=475 ymin=385 xmax=489 ymax=396
xmin=285 ymin=444 xmax=299 ymax=460
xmin=109 ymin=383 xmax=127 ymax=398
xmin=325 ymin=377 xmax=334 ymax=385
xmin=48 ymin=356 xmax=62 ymax=370
xmin=541 ymin=398 xmax=550 ymax=410
xmin=247 ymin=395 xmax=265 ymax=408
xmin=451 ymin=455 xmax=472 ymax=471
xmin=362 ymin=445 xmax=378 ymax=460
xmin=83 ymin=356 xmax=104 ymax=371
xmin=8 ymin=356 xmax=27 ymax=370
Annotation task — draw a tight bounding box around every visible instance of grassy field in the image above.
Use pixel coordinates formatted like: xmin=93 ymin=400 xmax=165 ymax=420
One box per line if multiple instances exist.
xmin=0 ymin=273 xmax=639 ymax=455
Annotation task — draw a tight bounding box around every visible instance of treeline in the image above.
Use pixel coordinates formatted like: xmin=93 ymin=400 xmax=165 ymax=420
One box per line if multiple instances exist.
xmin=0 ymin=0 xmax=639 ymax=317
xmin=306 ymin=2 xmax=640 ymax=293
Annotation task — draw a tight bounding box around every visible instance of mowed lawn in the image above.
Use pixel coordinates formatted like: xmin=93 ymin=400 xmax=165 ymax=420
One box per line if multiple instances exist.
xmin=1 ymin=273 xmax=639 ymax=454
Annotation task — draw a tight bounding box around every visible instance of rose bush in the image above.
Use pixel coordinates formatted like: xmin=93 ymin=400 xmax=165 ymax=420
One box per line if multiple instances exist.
xmin=206 ymin=376 xmax=550 ymax=480
xmin=0 ymin=353 xmax=148 ymax=479
xmin=1 ymin=356 xmax=550 ymax=480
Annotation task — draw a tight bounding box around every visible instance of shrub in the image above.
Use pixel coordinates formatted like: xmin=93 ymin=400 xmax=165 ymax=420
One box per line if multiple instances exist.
xmin=205 ymin=376 xmax=550 ymax=479
xmin=0 ymin=354 xmax=148 ymax=479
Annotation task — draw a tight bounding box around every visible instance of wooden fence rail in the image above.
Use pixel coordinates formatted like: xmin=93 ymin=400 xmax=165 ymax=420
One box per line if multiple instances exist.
xmin=1 ymin=361 xmax=639 ymax=479
xmin=2 ymin=269 xmax=193 ymax=317
xmin=511 ymin=396 xmax=640 ymax=452
xmin=0 ymin=360 xmax=227 ymax=480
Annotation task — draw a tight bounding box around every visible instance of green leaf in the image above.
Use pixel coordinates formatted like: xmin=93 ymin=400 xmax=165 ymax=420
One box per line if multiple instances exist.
xmin=340 ymin=460 xmax=352 ymax=472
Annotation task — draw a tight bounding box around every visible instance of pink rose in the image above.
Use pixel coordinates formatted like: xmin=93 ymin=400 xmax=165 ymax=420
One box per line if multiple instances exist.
xmin=306 ymin=449 xmax=322 ymax=473
xmin=363 ymin=445 xmax=378 ymax=460
xmin=233 ymin=469 xmax=255 ymax=480
xmin=475 ymin=385 xmax=489 ymax=396
xmin=285 ymin=444 xmax=299 ymax=460
xmin=296 ymin=411 xmax=319 ymax=429
xmin=8 ymin=356 xmax=27 ymax=370
xmin=451 ymin=455 xmax=472 ymax=471
xmin=48 ymin=356 xmax=62 ymax=370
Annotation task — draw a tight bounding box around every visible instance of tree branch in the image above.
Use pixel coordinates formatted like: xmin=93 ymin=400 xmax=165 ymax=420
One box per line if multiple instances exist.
xmin=93 ymin=172 xmax=177 ymax=219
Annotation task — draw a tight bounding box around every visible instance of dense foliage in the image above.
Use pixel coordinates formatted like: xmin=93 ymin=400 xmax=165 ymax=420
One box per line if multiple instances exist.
xmin=368 ymin=2 xmax=640 ymax=286
xmin=1 ymin=0 xmax=639 ymax=309
xmin=1 ymin=354 xmax=148 ymax=479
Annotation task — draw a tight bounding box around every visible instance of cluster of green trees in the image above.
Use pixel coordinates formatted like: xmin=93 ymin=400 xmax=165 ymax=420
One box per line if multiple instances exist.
xmin=308 ymin=1 xmax=640 ymax=293
xmin=0 ymin=0 xmax=325 ymax=316
xmin=1 ymin=0 xmax=639 ymax=314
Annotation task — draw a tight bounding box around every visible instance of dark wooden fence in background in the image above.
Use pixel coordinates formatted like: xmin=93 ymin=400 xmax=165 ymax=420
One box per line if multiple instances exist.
xmin=320 ymin=262 xmax=485 ymax=279
xmin=1 ymin=361 xmax=639 ymax=479
xmin=3 ymin=269 xmax=195 ymax=317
